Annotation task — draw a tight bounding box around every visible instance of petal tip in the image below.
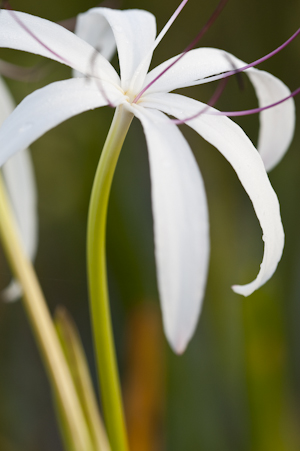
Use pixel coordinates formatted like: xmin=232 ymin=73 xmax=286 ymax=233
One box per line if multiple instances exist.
xmin=2 ymin=280 xmax=22 ymax=302
xmin=168 ymin=333 xmax=189 ymax=355
xmin=231 ymin=284 xmax=252 ymax=297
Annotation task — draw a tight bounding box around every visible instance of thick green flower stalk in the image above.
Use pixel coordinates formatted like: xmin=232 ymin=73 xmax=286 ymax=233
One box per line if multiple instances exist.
xmin=87 ymin=105 xmax=133 ymax=451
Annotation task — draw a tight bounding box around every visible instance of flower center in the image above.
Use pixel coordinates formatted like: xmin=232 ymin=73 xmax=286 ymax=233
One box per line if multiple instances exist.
xmin=124 ymin=89 xmax=140 ymax=104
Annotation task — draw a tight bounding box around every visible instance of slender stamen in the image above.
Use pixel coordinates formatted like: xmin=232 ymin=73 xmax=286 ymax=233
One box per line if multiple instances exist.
xmin=152 ymin=0 xmax=190 ymax=50
xmin=128 ymin=0 xmax=190 ymax=93
xmin=197 ymin=27 xmax=300 ymax=86
xmin=3 ymin=2 xmax=115 ymax=107
xmin=170 ymin=85 xmax=299 ymax=127
xmin=170 ymin=28 xmax=300 ymax=124
xmin=171 ymin=55 xmax=237 ymax=124
xmin=2 ymin=1 xmax=71 ymax=66
xmin=0 ymin=59 xmax=47 ymax=82
xmin=133 ymin=0 xmax=229 ymax=103
xmin=172 ymin=77 xmax=229 ymax=124
xmin=213 ymin=86 xmax=300 ymax=117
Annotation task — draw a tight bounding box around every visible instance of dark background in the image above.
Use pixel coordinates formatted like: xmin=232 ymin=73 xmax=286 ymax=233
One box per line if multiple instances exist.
xmin=0 ymin=0 xmax=300 ymax=450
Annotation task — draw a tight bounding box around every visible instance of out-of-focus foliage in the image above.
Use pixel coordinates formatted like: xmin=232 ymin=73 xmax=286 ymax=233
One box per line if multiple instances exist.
xmin=0 ymin=0 xmax=300 ymax=450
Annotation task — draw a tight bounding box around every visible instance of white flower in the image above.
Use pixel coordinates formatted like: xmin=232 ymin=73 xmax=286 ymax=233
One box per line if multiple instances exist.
xmin=0 ymin=75 xmax=37 ymax=301
xmin=0 ymin=7 xmax=295 ymax=351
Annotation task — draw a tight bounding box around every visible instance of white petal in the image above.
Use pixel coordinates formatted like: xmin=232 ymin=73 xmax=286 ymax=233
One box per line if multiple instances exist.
xmin=143 ymin=48 xmax=233 ymax=93
xmin=2 ymin=147 xmax=37 ymax=301
xmin=0 ymin=77 xmax=37 ymax=301
xmin=0 ymin=10 xmax=119 ymax=85
xmin=142 ymin=93 xmax=284 ymax=295
xmin=130 ymin=105 xmax=209 ymax=353
xmin=143 ymin=48 xmax=295 ymax=170
xmin=2 ymin=281 xmax=22 ymax=301
xmin=83 ymin=8 xmax=156 ymax=92
xmin=2 ymin=144 xmax=37 ymax=259
xmin=73 ymin=9 xmax=116 ymax=78
xmin=75 ymin=10 xmax=116 ymax=62
xmin=245 ymin=69 xmax=295 ymax=171
xmin=0 ymin=77 xmax=124 ymax=166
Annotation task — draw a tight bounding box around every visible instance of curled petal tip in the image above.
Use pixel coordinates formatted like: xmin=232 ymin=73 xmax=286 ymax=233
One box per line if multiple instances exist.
xmin=231 ymin=284 xmax=249 ymax=297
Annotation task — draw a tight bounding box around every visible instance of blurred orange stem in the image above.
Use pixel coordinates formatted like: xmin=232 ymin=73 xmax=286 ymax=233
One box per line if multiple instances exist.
xmin=124 ymin=303 xmax=165 ymax=451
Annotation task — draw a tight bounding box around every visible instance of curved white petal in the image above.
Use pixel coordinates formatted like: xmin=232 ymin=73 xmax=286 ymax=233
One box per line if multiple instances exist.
xmin=2 ymin=143 xmax=37 ymax=259
xmin=0 ymin=76 xmax=37 ymax=301
xmin=0 ymin=77 xmax=124 ymax=166
xmin=73 ymin=9 xmax=116 ymax=78
xmin=75 ymin=10 xmax=116 ymax=62
xmin=144 ymin=48 xmax=295 ymax=170
xmin=245 ymin=69 xmax=295 ymax=171
xmin=82 ymin=8 xmax=156 ymax=92
xmin=130 ymin=104 xmax=210 ymax=353
xmin=143 ymin=48 xmax=232 ymax=93
xmin=142 ymin=93 xmax=284 ymax=295
xmin=2 ymin=148 xmax=37 ymax=301
xmin=0 ymin=10 xmax=119 ymax=85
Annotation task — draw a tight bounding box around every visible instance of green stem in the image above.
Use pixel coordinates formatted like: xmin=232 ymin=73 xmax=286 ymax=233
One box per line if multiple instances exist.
xmin=87 ymin=105 xmax=133 ymax=451
xmin=0 ymin=175 xmax=93 ymax=451
xmin=55 ymin=307 xmax=111 ymax=451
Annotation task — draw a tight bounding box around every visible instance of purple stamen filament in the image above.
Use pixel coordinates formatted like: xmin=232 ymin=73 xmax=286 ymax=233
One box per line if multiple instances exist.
xmin=133 ymin=0 xmax=299 ymax=123
xmin=172 ymin=77 xmax=229 ymax=124
xmin=3 ymin=2 xmax=115 ymax=106
xmin=171 ymin=27 xmax=300 ymax=124
xmin=3 ymin=1 xmax=71 ymax=66
xmin=0 ymin=59 xmax=46 ymax=82
xmin=133 ymin=0 xmax=229 ymax=103
xmin=214 ymin=86 xmax=300 ymax=117
xmin=150 ymin=0 xmax=189 ymax=50
xmin=166 ymin=0 xmax=189 ymax=27
xmin=200 ymin=27 xmax=300 ymax=85
xmin=3 ymin=1 xmax=299 ymax=119
xmin=169 ymin=85 xmax=300 ymax=126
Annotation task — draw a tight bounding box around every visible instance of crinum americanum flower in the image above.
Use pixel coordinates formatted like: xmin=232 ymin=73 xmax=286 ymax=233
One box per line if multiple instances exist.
xmin=0 ymin=2 xmax=295 ymax=352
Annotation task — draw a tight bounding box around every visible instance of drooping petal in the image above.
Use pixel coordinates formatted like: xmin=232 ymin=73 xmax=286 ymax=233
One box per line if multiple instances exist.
xmin=143 ymin=48 xmax=295 ymax=170
xmin=129 ymin=104 xmax=210 ymax=353
xmin=0 ymin=10 xmax=120 ymax=85
xmin=80 ymin=8 xmax=156 ymax=92
xmin=245 ymin=69 xmax=295 ymax=171
xmin=142 ymin=93 xmax=284 ymax=295
xmin=0 ymin=77 xmax=125 ymax=166
xmin=0 ymin=76 xmax=37 ymax=301
xmin=2 ymin=148 xmax=37 ymax=301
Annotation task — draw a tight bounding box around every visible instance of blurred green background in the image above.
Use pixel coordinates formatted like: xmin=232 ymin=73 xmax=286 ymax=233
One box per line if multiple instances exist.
xmin=0 ymin=0 xmax=300 ymax=449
